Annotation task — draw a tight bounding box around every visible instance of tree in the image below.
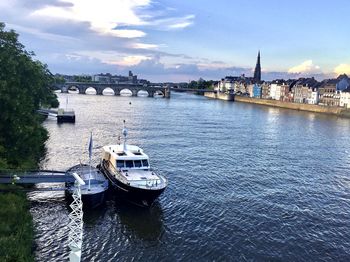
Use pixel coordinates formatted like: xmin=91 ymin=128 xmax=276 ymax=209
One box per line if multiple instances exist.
xmin=0 ymin=22 xmax=59 ymax=169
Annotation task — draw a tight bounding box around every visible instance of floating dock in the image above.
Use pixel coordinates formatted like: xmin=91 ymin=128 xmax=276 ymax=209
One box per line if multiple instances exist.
xmin=37 ymin=108 xmax=75 ymax=123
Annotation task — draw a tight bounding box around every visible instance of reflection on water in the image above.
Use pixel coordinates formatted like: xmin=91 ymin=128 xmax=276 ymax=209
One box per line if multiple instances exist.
xmin=30 ymin=92 xmax=350 ymax=261
xmin=115 ymin=199 xmax=165 ymax=243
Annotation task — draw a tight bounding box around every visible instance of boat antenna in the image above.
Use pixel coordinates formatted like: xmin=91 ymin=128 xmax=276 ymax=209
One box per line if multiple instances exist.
xmin=122 ymin=120 xmax=128 ymax=152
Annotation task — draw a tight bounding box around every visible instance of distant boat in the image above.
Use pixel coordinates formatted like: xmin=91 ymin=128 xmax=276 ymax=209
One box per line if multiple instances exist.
xmin=99 ymin=121 xmax=167 ymax=207
xmin=66 ymin=164 xmax=108 ymax=208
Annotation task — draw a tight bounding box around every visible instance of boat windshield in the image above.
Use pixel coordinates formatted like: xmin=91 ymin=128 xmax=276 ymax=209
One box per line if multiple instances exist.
xmin=134 ymin=160 xmax=142 ymax=167
xmin=142 ymin=159 xmax=149 ymax=167
xmin=125 ymin=160 xmax=134 ymax=168
xmin=115 ymin=159 xmax=149 ymax=169
xmin=116 ymin=160 xmax=124 ymax=168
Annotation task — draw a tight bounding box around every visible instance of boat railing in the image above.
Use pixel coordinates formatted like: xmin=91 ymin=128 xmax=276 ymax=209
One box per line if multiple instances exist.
xmin=104 ymin=160 xmax=167 ymax=189
xmin=127 ymin=172 xmax=167 ymax=189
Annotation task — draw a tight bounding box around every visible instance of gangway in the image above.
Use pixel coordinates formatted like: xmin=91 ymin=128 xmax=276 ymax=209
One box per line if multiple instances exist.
xmin=0 ymin=170 xmax=75 ymax=185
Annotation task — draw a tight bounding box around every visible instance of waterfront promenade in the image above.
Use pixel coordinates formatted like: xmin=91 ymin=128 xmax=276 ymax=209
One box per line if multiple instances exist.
xmin=234 ymin=96 xmax=350 ymax=117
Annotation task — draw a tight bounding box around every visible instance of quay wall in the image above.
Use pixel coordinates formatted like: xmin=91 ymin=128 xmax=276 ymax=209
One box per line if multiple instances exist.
xmin=234 ymin=96 xmax=350 ymax=117
xmin=204 ymin=92 xmax=234 ymax=101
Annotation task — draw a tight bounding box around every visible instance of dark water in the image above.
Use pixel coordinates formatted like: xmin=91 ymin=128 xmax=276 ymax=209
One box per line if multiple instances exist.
xmin=29 ymin=92 xmax=350 ymax=261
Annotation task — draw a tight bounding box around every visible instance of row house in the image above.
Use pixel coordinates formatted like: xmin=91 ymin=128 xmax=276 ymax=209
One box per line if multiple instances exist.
xmin=270 ymin=80 xmax=290 ymax=101
xmin=293 ymin=78 xmax=319 ymax=104
xmin=252 ymin=83 xmax=262 ymax=98
xmin=247 ymin=84 xmax=254 ymax=97
xmin=340 ymin=88 xmax=350 ymax=108
xmin=319 ymin=75 xmax=350 ymax=106
xmin=261 ymin=82 xmax=270 ymax=99
xmin=217 ymin=75 xmax=255 ymax=94
xmin=217 ymin=78 xmax=235 ymax=92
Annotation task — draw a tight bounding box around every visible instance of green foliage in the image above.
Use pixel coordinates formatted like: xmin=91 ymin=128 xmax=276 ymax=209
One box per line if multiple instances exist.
xmin=53 ymin=74 xmax=66 ymax=84
xmin=188 ymin=79 xmax=214 ymax=90
xmin=0 ymin=22 xmax=58 ymax=169
xmin=0 ymin=189 xmax=34 ymax=262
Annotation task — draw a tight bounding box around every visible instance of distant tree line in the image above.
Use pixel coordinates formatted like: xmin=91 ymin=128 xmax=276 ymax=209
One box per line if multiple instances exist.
xmin=187 ymin=78 xmax=215 ymax=90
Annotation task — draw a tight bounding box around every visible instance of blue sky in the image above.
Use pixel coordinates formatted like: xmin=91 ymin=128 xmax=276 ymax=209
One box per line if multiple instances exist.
xmin=1 ymin=0 xmax=349 ymax=82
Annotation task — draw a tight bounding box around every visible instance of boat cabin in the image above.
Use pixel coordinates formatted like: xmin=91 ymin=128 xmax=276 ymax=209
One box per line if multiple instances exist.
xmin=102 ymin=144 xmax=150 ymax=171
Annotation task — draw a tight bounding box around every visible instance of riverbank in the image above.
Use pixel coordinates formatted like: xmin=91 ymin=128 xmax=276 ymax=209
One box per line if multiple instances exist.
xmin=204 ymin=92 xmax=235 ymax=101
xmin=234 ymin=96 xmax=350 ymax=117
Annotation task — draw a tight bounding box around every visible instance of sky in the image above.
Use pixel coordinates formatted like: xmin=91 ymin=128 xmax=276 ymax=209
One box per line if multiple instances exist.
xmin=1 ymin=0 xmax=350 ymax=82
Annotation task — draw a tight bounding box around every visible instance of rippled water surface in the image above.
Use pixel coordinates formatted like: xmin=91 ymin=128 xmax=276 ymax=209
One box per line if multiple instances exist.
xmin=29 ymin=92 xmax=350 ymax=261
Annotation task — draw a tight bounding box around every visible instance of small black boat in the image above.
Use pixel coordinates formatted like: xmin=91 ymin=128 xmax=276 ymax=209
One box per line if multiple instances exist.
xmin=66 ymin=164 xmax=109 ymax=208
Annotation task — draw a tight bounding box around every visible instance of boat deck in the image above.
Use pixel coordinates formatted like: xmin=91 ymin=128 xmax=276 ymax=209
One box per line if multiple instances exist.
xmin=121 ymin=169 xmax=160 ymax=181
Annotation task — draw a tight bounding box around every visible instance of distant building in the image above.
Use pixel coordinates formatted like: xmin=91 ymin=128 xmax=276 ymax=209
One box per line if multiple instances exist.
xmin=340 ymin=87 xmax=350 ymax=108
xmin=247 ymin=84 xmax=254 ymax=97
xmin=252 ymin=83 xmax=262 ymax=98
xmin=253 ymin=51 xmax=261 ymax=83
xmin=293 ymin=78 xmax=318 ymax=104
xmin=93 ymin=71 xmax=139 ymax=84
xmin=318 ymin=75 xmax=350 ymax=107
xmin=261 ymin=82 xmax=270 ymax=99
xmin=93 ymin=73 xmax=111 ymax=83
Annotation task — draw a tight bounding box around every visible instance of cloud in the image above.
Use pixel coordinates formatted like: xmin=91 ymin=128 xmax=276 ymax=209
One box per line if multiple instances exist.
xmin=334 ymin=64 xmax=350 ymax=75
xmin=288 ymin=60 xmax=321 ymax=74
xmin=131 ymin=43 xmax=159 ymax=49
xmin=29 ymin=0 xmax=194 ymax=38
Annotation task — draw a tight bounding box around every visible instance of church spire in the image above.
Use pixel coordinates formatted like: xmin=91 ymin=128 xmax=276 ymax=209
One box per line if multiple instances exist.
xmin=254 ymin=50 xmax=261 ymax=83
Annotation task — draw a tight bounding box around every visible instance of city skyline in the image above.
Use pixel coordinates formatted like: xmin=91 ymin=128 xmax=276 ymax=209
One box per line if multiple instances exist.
xmin=1 ymin=0 xmax=350 ymax=82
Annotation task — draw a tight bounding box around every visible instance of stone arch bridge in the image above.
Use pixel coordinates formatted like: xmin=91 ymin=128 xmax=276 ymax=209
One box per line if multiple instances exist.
xmin=58 ymin=82 xmax=170 ymax=98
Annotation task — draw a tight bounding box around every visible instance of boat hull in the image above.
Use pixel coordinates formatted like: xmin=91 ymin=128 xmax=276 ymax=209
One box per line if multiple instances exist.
xmin=99 ymin=162 xmax=166 ymax=207
xmin=81 ymin=190 xmax=106 ymax=209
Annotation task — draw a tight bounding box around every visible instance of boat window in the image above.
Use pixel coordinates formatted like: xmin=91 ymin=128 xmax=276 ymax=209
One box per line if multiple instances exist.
xmin=125 ymin=160 xmax=134 ymax=168
xmin=134 ymin=160 xmax=142 ymax=168
xmin=116 ymin=160 xmax=124 ymax=168
xmin=142 ymin=159 xmax=149 ymax=167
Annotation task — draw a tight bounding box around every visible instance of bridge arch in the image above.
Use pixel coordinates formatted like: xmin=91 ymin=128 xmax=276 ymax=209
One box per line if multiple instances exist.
xmin=120 ymin=88 xmax=133 ymax=97
xmin=102 ymin=87 xmax=115 ymax=96
xmin=85 ymin=87 xmax=97 ymax=95
xmin=137 ymin=90 xmax=149 ymax=97
xmin=68 ymin=85 xmax=79 ymax=94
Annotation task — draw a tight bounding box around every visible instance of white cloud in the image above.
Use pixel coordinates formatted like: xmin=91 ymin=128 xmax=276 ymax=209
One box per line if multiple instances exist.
xmin=288 ymin=60 xmax=321 ymax=74
xmin=131 ymin=43 xmax=159 ymax=49
xmin=334 ymin=64 xmax=350 ymax=75
xmin=31 ymin=0 xmax=151 ymax=38
xmin=29 ymin=0 xmax=194 ymax=38
xmin=110 ymin=29 xmax=146 ymax=38
xmin=73 ymin=51 xmax=151 ymax=66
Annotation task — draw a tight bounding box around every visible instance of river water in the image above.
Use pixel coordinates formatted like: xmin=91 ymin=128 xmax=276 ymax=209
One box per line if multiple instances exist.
xmin=29 ymin=92 xmax=350 ymax=261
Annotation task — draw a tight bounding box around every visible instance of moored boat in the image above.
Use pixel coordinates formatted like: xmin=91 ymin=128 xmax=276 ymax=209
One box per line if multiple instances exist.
xmin=99 ymin=121 xmax=167 ymax=207
xmin=66 ymin=164 xmax=109 ymax=208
